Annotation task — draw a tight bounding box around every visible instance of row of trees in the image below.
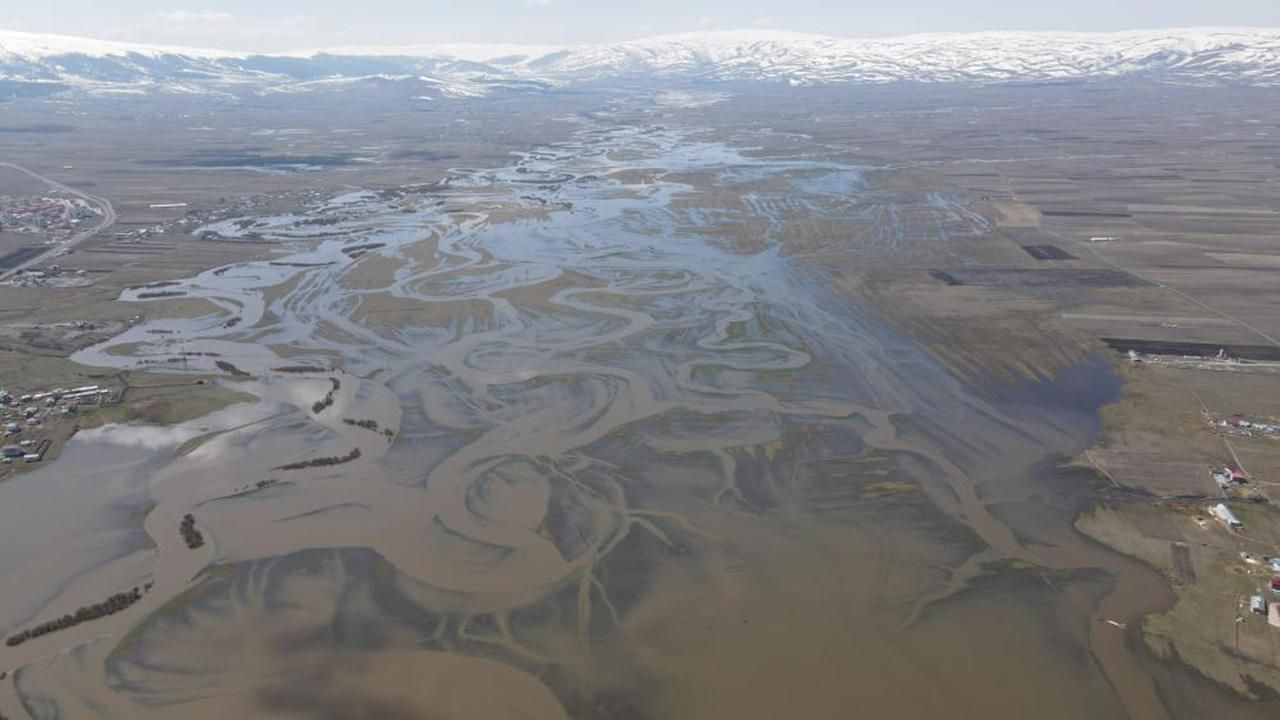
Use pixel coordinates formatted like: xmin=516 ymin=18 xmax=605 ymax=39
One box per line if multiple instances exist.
xmin=214 ymin=360 xmax=250 ymax=378
xmin=276 ymin=447 xmax=361 ymax=471
xmin=5 ymin=588 xmax=143 ymax=647
xmin=312 ymin=378 xmax=341 ymax=414
xmin=343 ymin=418 xmax=395 ymax=440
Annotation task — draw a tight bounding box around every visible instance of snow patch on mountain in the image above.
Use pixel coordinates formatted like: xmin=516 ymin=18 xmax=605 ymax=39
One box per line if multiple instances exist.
xmin=0 ymin=29 xmax=237 ymax=60
xmin=2 ymin=26 xmax=1279 ymax=99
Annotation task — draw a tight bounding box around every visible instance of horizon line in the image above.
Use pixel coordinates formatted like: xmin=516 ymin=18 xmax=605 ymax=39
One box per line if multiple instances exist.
xmin=1 ymin=24 xmax=1279 ymax=60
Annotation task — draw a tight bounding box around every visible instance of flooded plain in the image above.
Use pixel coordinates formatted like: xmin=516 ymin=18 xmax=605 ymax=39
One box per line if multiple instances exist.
xmin=0 ymin=104 xmax=1224 ymax=719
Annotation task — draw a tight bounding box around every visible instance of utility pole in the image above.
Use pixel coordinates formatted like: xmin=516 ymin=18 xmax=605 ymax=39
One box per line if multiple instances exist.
xmin=1235 ymin=610 xmax=1244 ymax=653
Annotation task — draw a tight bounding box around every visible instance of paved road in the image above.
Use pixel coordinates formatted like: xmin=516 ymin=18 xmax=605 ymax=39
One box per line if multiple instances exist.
xmin=0 ymin=162 xmax=117 ymax=280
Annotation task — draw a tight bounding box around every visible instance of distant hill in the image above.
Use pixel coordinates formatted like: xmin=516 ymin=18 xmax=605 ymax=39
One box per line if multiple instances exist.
xmin=2 ymin=27 xmax=1279 ymax=99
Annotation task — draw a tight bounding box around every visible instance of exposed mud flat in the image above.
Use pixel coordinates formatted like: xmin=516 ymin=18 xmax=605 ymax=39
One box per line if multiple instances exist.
xmin=0 ymin=100 xmax=1263 ymax=719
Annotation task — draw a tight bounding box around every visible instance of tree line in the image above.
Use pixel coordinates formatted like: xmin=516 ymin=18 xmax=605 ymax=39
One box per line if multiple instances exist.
xmin=275 ymin=447 xmax=361 ymax=471
xmin=312 ymin=377 xmax=341 ymax=414
xmin=5 ymin=588 xmax=143 ymax=647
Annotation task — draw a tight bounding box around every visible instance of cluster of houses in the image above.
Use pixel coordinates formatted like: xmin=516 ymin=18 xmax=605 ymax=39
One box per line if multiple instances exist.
xmin=1246 ymin=556 xmax=1280 ymax=622
xmin=0 ymin=195 xmax=99 ymax=234
xmin=0 ymin=384 xmax=114 ymax=465
xmin=1213 ymin=503 xmax=1280 ymax=625
xmin=1212 ymin=466 xmax=1251 ymax=489
xmin=1215 ymin=416 xmax=1280 ymax=439
xmin=13 ymin=263 xmax=87 ymax=282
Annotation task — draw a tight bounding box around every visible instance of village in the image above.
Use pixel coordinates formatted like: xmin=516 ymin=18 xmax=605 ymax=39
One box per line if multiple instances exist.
xmin=1189 ymin=404 xmax=1280 ymax=635
xmin=1210 ymin=415 xmax=1280 ymax=441
xmin=0 ymin=382 xmax=118 ymax=473
xmin=0 ymin=194 xmax=101 ymax=236
xmin=1203 ymin=486 xmax=1280 ymax=628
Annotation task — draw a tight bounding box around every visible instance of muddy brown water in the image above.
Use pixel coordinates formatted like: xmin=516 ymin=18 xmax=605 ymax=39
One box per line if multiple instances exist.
xmin=0 ymin=102 xmax=1271 ymax=719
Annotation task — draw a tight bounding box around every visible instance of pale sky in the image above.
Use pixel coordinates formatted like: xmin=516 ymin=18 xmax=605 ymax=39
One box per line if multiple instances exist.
xmin=9 ymin=0 xmax=1280 ymax=51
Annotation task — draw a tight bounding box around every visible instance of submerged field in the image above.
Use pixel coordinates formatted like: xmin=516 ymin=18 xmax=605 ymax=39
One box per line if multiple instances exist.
xmin=0 ymin=85 xmax=1277 ymax=719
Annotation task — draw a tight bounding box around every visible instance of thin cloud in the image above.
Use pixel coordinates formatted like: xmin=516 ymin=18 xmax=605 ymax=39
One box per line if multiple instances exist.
xmin=156 ymin=10 xmax=235 ymax=25
xmin=103 ymin=12 xmax=341 ymax=50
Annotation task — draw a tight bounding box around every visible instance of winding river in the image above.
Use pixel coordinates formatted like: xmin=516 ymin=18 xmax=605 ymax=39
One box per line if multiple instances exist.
xmin=0 ymin=105 xmax=1182 ymax=719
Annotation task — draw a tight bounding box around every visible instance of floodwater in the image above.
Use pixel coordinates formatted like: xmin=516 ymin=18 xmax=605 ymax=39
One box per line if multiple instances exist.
xmin=0 ymin=104 xmax=1256 ymax=719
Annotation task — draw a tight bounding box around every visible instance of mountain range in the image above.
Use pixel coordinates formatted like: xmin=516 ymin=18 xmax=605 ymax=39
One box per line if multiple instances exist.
xmin=2 ymin=27 xmax=1279 ymax=100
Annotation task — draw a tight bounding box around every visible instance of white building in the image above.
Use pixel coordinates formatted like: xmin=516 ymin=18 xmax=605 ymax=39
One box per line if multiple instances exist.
xmin=1211 ymin=503 xmax=1243 ymax=529
xmin=1250 ymin=596 xmax=1268 ymax=615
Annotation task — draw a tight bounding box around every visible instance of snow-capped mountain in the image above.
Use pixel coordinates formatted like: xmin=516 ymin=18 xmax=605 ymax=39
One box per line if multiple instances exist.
xmin=2 ymin=27 xmax=1279 ymax=99
xmin=519 ymin=28 xmax=1280 ymax=84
